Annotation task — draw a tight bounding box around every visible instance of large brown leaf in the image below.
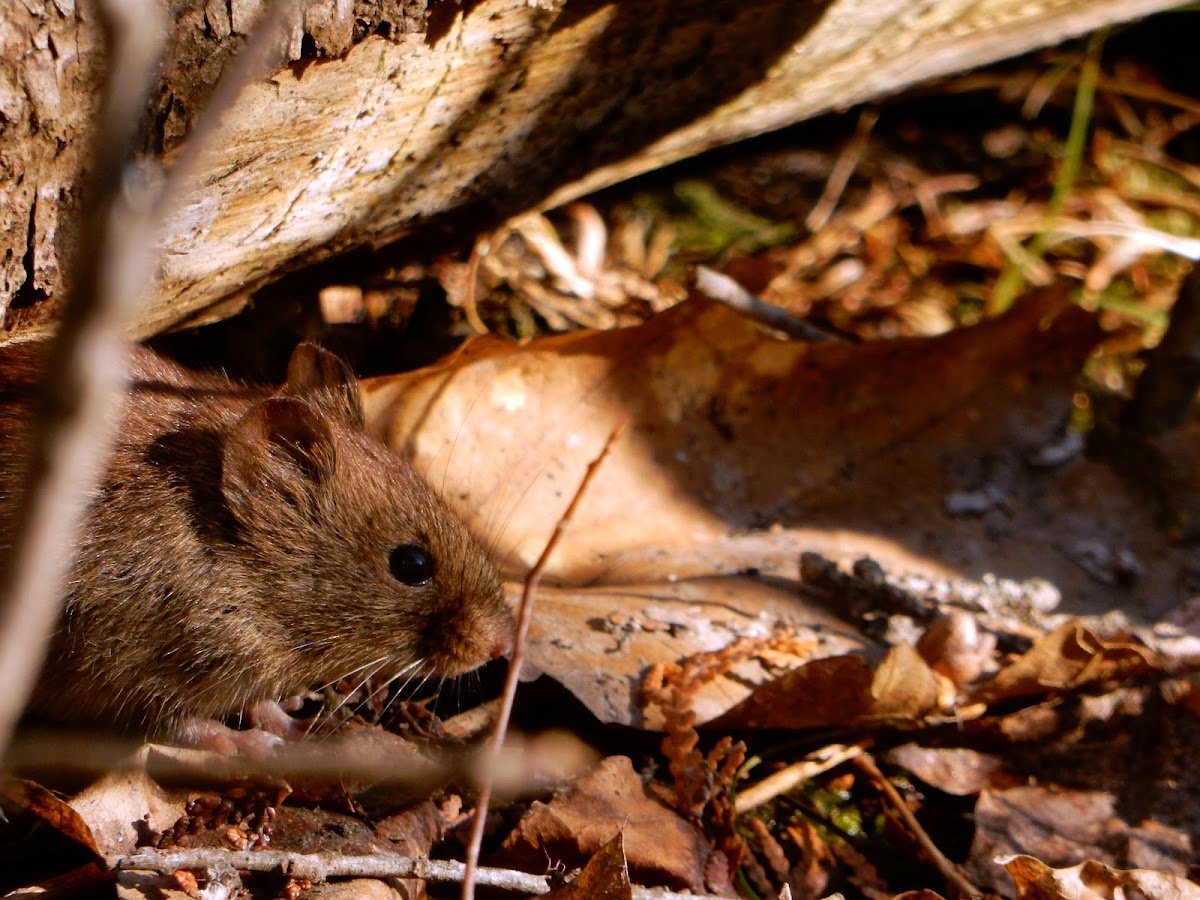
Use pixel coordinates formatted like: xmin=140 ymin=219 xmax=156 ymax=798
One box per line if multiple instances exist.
xmin=361 ymin=291 xmax=1191 ymax=729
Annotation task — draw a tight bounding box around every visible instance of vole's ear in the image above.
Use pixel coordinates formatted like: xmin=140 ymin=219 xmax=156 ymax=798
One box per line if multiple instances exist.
xmin=223 ymin=398 xmax=336 ymax=517
xmin=282 ymin=342 xmax=365 ymax=428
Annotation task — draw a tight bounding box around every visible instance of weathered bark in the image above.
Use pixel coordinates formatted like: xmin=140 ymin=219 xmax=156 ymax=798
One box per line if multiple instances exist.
xmin=0 ymin=0 xmax=1181 ymax=341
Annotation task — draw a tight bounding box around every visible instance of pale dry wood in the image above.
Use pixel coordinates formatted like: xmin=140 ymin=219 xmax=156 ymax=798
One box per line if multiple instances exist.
xmin=112 ymin=847 xmax=730 ymax=898
xmin=0 ymin=0 xmax=1182 ymax=341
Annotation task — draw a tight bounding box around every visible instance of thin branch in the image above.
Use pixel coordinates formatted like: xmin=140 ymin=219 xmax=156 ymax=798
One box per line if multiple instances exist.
xmin=853 ymin=752 xmax=981 ymax=900
xmin=112 ymin=847 xmax=732 ymax=899
xmin=806 ymin=108 xmax=878 ymax=233
xmin=693 ymin=266 xmax=846 ymax=342
xmin=988 ymin=29 xmax=1105 ymax=314
xmin=461 ymin=425 xmax=625 ymax=900
xmin=0 ymin=0 xmax=166 ymax=755
xmin=734 ymin=743 xmax=867 ymax=815
xmin=0 ymin=0 xmax=298 ymax=757
xmin=112 ymin=850 xmax=553 ymax=894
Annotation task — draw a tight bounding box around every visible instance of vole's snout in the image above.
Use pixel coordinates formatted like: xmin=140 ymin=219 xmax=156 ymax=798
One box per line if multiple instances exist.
xmin=489 ymin=634 xmax=512 ymax=660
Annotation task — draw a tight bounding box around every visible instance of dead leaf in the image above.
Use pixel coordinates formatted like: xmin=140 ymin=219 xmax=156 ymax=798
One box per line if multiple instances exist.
xmin=363 ymin=290 xmax=1108 ymax=596
xmin=0 ymin=776 xmax=99 ymax=854
xmin=966 ymin=786 xmax=1127 ymax=894
xmin=525 ymin=577 xmax=870 ymax=728
xmin=69 ymin=749 xmax=183 ymax=858
xmin=712 ymin=653 xmax=873 ymax=730
xmin=884 ymin=745 xmax=1010 ymax=796
xmin=711 ymin=643 xmax=942 ymax=731
xmin=867 ymin=643 xmax=942 ymax=722
xmin=497 ymin=755 xmax=707 ymax=892
xmin=544 ymin=831 xmax=633 ymax=900
xmin=972 ymin=623 xmax=1157 ymax=704
xmin=357 ymin=289 xmax=1200 ymax=731
xmin=0 ymin=777 xmax=107 ymax=895
xmin=1000 ymin=854 xmax=1200 ymax=900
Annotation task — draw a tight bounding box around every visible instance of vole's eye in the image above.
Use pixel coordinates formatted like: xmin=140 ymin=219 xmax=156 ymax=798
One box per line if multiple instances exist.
xmin=389 ymin=544 xmax=435 ymax=586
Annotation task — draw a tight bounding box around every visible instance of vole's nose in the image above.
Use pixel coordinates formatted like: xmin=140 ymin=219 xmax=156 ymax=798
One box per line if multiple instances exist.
xmin=490 ymin=635 xmax=512 ymax=659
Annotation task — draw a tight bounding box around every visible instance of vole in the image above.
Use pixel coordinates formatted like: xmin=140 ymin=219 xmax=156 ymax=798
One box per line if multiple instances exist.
xmin=0 ymin=341 xmax=513 ymax=751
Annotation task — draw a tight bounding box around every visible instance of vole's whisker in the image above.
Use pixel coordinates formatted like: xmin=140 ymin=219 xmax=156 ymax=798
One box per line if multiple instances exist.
xmin=376 ymin=660 xmax=430 ymax=723
xmin=373 ymin=658 xmax=423 ymax=702
xmin=312 ymin=655 xmax=392 ymax=740
xmin=315 ymin=653 xmax=389 ymax=693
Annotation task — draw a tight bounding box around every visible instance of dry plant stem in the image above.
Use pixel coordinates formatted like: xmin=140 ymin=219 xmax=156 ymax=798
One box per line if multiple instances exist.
xmin=461 ymin=426 xmax=625 ymax=900
xmin=853 ymin=752 xmax=981 ymax=900
xmin=734 ymin=743 xmax=867 ymax=814
xmin=463 ymin=236 xmax=490 ymax=335
xmin=694 ymin=266 xmax=842 ymax=342
xmin=0 ymin=0 xmax=165 ymax=755
xmin=988 ymin=29 xmax=1103 ymax=314
xmin=112 ymin=849 xmax=729 ymax=899
xmin=113 ymin=851 xmax=553 ymax=894
xmin=806 ymin=108 xmax=879 ymax=232
xmin=0 ymin=0 xmax=297 ymax=758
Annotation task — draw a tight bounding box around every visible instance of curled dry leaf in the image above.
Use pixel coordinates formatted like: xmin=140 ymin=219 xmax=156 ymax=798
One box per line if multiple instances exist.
xmin=1000 ymin=854 xmax=1200 ymax=900
xmin=68 ymin=747 xmax=183 ymax=858
xmin=712 ymin=641 xmax=942 ymax=730
xmin=543 ymin=830 xmax=633 ymax=900
xmin=497 ymin=755 xmax=708 ymax=893
xmin=0 ymin=776 xmax=100 ymax=855
xmin=970 ymin=622 xmax=1158 ymax=705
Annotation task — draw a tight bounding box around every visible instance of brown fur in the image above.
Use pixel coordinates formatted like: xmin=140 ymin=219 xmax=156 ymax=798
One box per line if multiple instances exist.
xmin=0 ymin=342 xmax=512 ymax=737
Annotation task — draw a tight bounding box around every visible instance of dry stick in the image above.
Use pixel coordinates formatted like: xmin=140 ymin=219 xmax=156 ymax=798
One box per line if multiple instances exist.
xmin=461 ymin=426 xmax=625 ymax=900
xmin=113 ymin=851 xmax=552 ymax=894
xmin=805 ymin=108 xmax=878 ymax=233
xmin=0 ymin=0 xmax=299 ymax=758
xmin=0 ymin=0 xmax=165 ymax=755
xmin=853 ymin=752 xmax=981 ymax=900
xmin=111 ymin=848 xmax=730 ymax=899
xmin=734 ymin=743 xmax=867 ymax=815
xmin=693 ymin=266 xmax=844 ymax=343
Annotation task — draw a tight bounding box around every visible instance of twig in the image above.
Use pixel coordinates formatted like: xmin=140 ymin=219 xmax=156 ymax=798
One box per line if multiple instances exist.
xmin=461 ymin=426 xmax=625 ymax=900
xmin=462 ymin=234 xmax=492 ymax=335
xmin=0 ymin=0 xmax=166 ymax=755
xmin=853 ymin=752 xmax=981 ymax=900
xmin=0 ymin=0 xmax=298 ymax=757
xmin=112 ymin=847 xmax=730 ymax=899
xmin=734 ymin=743 xmax=867 ymax=814
xmin=806 ymin=108 xmax=878 ymax=232
xmin=989 ymin=29 xmax=1105 ymax=314
xmin=113 ymin=850 xmax=552 ymax=893
xmin=694 ymin=266 xmax=845 ymax=342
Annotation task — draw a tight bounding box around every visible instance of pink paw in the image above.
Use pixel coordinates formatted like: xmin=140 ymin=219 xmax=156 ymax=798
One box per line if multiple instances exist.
xmin=173 ymin=717 xmax=285 ymax=759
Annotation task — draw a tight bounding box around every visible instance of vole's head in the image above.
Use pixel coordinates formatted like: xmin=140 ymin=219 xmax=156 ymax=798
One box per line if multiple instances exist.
xmin=219 ymin=344 xmax=512 ymax=691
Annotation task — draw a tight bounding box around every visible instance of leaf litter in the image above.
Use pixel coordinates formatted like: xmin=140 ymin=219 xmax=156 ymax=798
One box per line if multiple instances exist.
xmin=10 ymin=15 xmax=1200 ymax=900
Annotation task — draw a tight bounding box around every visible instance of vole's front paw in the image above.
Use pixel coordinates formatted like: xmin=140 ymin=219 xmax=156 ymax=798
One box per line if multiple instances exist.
xmin=174 ymin=717 xmax=286 ymax=759
xmin=246 ymin=698 xmax=312 ymax=741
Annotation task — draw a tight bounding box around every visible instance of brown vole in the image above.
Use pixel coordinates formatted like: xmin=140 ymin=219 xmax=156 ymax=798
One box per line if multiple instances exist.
xmin=0 ymin=341 xmax=512 ymax=749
